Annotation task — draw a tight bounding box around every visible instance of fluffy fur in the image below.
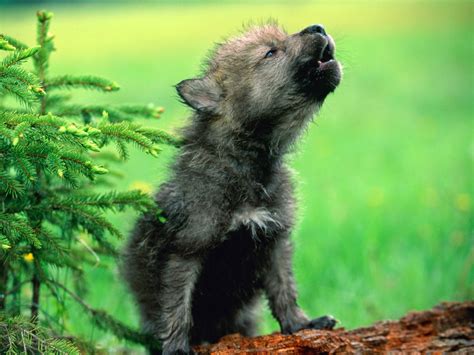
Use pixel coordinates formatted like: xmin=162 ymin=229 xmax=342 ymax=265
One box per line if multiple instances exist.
xmin=122 ymin=23 xmax=342 ymax=354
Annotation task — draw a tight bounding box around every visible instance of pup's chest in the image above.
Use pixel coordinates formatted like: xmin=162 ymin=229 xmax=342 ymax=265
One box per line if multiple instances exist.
xmin=228 ymin=205 xmax=284 ymax=237
xmin=226 ymin=171 xmax=288 ymax=236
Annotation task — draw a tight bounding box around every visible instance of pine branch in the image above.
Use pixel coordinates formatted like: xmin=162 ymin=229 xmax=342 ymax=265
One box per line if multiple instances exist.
xmin=1 ymin=47 xmax=40 ymax=68
xmin=34 ymin=11 xmax=54 ymax=83
xmin=0 ymin=34 xmax=27 ymax=51
xmin=0 ymin=74 xmax=41 ymax=109
xmin=114 ymin=139 xmax=129 ymax=159
xmin=3 ymin=111 xmax=68 ymax=131
xmin=33 ymin=227 xmax=76 ymax=270
xmin=41 ymin=203 xmax=122 ymax=238
xmin=46 ymin=190 xmax=155 ymax=213
xmin=97 ymin=121 xmax=162 ymax=156
xmin=0 ymin=314 xmax=80 ymax=354
xmin=51 ymin=103 xmax=165 ymax=122
xmin=34 ymin=10 xmax=54 ymax=115
xmin=0 ymin=80 xmax=40 ymax=106
xmin=0 ymin=122 xmax=13 ymax=141
xmin=118 ymin=103 xmax=165 ymax=119
xmin=45 ymin=280 xmax=161 ymax=349
xmin=0 ymin=66 xmax=43 ymax=92
xmin=0 ymin=213 xmax=42 ymax=248
xmin=136 ymin=126 xmax=183 ymax=147
xmin=8 ymin=152 xmax=39 ymax=183
xmin=0 ymin=171 xmax=25 ymax=197
xmin=0 ymin=38 xmax=16 ymax=51
xmin=53 ymin=104 xmax=137 ymax=121
xmin=23 ymin=149 xmax=103 ymax=181
xmin=46 ymin=75 xmax=120 ymax=92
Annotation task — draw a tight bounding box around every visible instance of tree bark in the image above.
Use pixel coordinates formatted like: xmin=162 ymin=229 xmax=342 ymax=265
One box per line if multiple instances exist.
xmin=0 ymin=261 xmax=7 ymax=310
xmin=31 ymin=273 xmax=40 ymax=323
xmin=194 ymin=301 xmax=474 ymax=354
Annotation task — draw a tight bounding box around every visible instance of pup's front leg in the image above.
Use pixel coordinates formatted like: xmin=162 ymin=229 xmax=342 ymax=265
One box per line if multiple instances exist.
xmin=264 ymin=237 xmax=336 ymax=334
xmin=158 ymin=255 xmax=201 ymax=355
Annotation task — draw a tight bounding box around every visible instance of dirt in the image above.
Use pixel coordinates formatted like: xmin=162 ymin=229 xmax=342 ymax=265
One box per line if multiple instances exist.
xmin=194 ymin=301 xmax=474 ymax=354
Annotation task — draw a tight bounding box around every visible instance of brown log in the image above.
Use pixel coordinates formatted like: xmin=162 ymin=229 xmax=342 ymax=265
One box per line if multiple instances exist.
xmin=194 ymin=301 xmax=474 ymax=354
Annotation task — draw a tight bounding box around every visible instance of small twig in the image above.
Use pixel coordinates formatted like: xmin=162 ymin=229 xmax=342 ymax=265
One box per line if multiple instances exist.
xmin=45 ymin=278 xmax=91 ymax=312
xmin=77 ymin=236 xmax=101 ymax=267
xmin=20 ymin=329 xmax=27 ymax=353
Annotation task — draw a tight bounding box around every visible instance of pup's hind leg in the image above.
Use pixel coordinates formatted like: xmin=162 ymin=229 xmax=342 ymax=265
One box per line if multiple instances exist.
xmin=191 ymin=296 xmax=260 ymax=344
xmin=232 ymin=297 xmax=261 ymax=337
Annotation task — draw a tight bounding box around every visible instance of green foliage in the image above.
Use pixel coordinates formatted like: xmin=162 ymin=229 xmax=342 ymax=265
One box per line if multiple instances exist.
xmin=0 ymin=10 xmax=175 ymax=351
xmin=0 ymin=313 xmax=80 ymax=354
xmin=46 ymin=75 xmax=120 ymax=92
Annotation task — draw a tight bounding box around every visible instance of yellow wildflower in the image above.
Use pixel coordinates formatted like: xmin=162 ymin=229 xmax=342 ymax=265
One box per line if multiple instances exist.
xmin=455 ymin=193 xmax=470 ymax=212
xmin=23 ymin=253 xmax=34 ymax=262
xmin=130 ymin=181 xmax=153 ymax=195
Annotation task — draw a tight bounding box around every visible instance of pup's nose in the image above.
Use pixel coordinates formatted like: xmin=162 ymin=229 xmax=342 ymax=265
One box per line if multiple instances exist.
xmin=301 ymin=24 xmax=327 ymax=36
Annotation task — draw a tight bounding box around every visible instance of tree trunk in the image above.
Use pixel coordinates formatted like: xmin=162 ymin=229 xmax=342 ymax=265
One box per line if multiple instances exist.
xmin=31 ymin=273 xmax=40 ymax=323
xmin=0 ymin=261 xmax=7 ymax=310
xmin=194 ymin=301 xmax=474 ymax=354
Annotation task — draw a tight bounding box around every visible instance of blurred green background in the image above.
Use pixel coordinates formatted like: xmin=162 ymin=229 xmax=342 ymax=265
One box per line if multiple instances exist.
xmin=1 ymin=0 xmax=473 ymax=351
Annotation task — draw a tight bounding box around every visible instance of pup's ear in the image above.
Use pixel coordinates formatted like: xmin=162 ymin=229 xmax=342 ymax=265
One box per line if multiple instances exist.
xmin=176 ymin=77 xmax=222 ymax=114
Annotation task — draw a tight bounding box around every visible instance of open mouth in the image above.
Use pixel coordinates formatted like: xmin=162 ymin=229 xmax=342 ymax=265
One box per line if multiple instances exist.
xmin=316 ymin=40 xmax=335 ymax=68
xmin=295 ymin=32 xmax=342 ymax=99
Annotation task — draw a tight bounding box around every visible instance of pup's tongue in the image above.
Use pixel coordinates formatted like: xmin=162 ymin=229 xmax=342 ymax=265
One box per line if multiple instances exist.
xmin=318 ymin=59 xmax=335 ymax=70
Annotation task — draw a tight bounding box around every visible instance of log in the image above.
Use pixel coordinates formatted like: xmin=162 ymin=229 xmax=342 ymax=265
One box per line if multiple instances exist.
xmin=194 ymin=301 xmax=474 ymax=354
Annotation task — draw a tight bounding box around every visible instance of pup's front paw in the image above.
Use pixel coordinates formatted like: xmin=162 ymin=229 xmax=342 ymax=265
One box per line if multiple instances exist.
xmin=306 ymin=315 xmax=337 ymax=330
xmin=281 ymin=315 xmax=337 ymax=334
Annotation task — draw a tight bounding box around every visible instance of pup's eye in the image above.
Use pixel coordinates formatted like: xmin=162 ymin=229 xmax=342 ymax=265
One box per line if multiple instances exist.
xmin=264 ymin=48 xmax=277 ymax=59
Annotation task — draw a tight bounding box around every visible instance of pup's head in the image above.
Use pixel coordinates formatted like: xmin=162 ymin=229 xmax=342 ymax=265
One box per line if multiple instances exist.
xmin=177 ymin=23 xmax=342 ymax=127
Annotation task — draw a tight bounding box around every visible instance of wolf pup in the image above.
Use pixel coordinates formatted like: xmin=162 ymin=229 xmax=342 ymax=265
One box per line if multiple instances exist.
xmin=123 ymin=23 xmax=342 ymax=354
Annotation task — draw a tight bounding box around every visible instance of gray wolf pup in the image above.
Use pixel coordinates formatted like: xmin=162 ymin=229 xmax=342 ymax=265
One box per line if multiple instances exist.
xmin=122 ymin=23 xmax=342 ymax=354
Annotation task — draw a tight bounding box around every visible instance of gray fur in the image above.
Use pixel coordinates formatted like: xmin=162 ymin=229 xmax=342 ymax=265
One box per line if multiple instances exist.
xmin=122 ymin=23 xmax=342 ymax=354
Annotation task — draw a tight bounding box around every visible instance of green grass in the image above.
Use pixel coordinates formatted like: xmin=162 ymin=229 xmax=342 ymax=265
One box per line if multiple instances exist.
xmin=1 ymin=1 xmax=473 ymax=351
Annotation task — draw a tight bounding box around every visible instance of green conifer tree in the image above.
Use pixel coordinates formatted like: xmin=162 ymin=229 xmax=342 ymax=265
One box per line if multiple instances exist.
xmin=0 ymin=10 xmax=176 ymax=352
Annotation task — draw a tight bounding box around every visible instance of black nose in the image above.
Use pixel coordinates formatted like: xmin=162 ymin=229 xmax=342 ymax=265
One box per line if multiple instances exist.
xmin=301 ymin=24 xmax=327 ymax=36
